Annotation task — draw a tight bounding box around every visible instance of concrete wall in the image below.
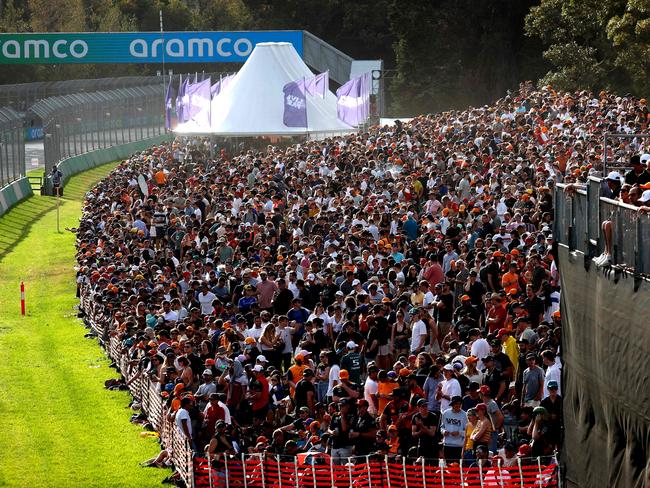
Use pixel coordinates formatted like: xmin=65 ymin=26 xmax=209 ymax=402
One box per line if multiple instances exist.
xmin=0 ymin=177 xmax=33 ymax=218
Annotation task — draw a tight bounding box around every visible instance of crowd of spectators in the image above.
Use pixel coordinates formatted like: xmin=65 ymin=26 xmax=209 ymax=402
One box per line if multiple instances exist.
xmin=74 ymin=83 xmax=650 ymax=472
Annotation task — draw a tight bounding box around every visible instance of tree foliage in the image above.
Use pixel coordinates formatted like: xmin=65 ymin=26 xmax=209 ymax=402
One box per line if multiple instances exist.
xmin=0 ymin=0 xmax=647 ymax=113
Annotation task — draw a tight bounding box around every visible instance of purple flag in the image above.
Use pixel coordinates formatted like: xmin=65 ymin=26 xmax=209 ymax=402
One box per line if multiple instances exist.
xmin=185 ymin=78 xmax=211 ymax=126
xmin=336 ymin=72 xmax=370 ymax=126
xmin=176 ymin=76 xmax=189 ymax=123
xmin=304 ymin=71 xmax=328 ymax=98
xmin=283 ymin=79 xmax=308 ymax=128
xmin=211 ymin=74 xmax=235 ymax=98
xmin=165 ymin=79 xmax=175 ymax=129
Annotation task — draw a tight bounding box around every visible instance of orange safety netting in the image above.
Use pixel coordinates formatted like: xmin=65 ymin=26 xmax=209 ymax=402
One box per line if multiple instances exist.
xmin=193 ymin=456 xmax=559 ymax=488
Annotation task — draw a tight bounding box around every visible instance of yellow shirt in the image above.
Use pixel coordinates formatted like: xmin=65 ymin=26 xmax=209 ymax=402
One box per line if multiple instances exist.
xmin=503 ymin=336 xmax=520 ymax=378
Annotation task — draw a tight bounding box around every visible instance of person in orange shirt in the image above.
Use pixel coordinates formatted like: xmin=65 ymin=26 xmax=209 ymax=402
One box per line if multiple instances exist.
xmin=501 ymin=262 xmax=520 ymax=293
xmin=377 ymin=370 xmax=399 ymax=415
xmin=154 ymin=168 xmax=167 ymax=186
xmin=387 ymin=425 xmax=400 ymax=454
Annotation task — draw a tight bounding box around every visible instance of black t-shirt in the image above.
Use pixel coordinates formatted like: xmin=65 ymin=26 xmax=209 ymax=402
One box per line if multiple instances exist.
xmin=353 ymin=412 xmax=377 ymax=455
xmin=412 ymin=410 xmax=440 ymax=452
xmin=483 ymin=367 xmax=505 ymax=398
xmin=435 ymin=293 xmax=454 ymax=322
xmin=330 ymin=413 xmax=356 ymax=448
xmin=524 ymin=296 xmax=545 ymax=328
xmin=466 ymin=281 xmax=486 ymax=306
xmin=294 ymin=379 xmax=316 ymax=411
xmin=332 ymin=381 xmax=361 ymax=400
xmin=462 ymin=394 xmax=480 ymax=411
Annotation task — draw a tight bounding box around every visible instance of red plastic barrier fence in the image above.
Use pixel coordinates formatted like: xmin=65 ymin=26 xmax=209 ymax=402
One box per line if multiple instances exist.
xmin=194 ymin=455 xmax=560 ymax=488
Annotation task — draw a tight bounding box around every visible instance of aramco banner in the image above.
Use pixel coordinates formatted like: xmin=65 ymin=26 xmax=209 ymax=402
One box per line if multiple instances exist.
xmin=0 ymin=31 xmax=303 ymax=64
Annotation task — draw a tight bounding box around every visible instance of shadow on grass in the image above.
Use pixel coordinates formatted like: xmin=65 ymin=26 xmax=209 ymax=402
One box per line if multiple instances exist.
xmin=0 ymin=164 xmax=117 ymax=264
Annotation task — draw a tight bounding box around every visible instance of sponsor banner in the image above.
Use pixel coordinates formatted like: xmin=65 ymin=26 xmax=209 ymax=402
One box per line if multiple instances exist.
xmin=0 ymin=31 xmax=303 ymax=64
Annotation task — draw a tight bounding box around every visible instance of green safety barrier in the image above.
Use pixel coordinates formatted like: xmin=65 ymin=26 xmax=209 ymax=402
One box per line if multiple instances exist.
xmin=43 ymin=133 xmax=173 ymax=195
xmin=0 ymin=177 xmax=34 ymax=218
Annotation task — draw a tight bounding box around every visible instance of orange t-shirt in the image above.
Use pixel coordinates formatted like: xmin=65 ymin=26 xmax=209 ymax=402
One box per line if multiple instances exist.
xmin=501 ymin=271 xmax=520 ymax=292
xmin=378 ymin=381 xmax=399 ymax=415
xmin=154 ymin=170 xmax=167 ymax=185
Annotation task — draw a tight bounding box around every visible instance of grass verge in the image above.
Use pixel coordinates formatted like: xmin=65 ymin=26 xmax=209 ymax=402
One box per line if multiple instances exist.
xmin=0 ymin=163 xmax=170 ymax=488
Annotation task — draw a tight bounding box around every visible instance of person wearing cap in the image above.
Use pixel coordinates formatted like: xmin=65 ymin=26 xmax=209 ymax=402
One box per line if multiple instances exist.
xmin=294 ymin=368 xmax=316 ymax=414
xmin=202 ymin=393 xmax=227 ymax=439
xmin=287 ymin=352 xmax=307 ymax=398
xmin=497 ymin=328 xmax=520 ymax=379
xmin=412 ymin=397 xmax=439 ymax=458
xmin=340 ymin=341 xmax=363 ymax=384
xmin=625 ymin=154 xmax=650 ymax=186
xmin=363 ymin=363 xmax=380 ymax=416
xmin=527 ymin=406 xmax=552 ymax=456
xmin=478 ymin=384 xmax=504 ymax=453
xmin=436 ymin=363 xmax=462 ymax=412
xmin=470 ymin=403 xmax=493 ymax=452
xmin=328 ymin=397 xmax=356 ymax=464
xmin=194 ymin=368 xmax=217 ymax=410
xmin=351 ymin=399 xmax=377 ymax=456
xmin=332 ymin=369 xmax=361 ymax=403
xmin=440 ymin=395 xmax=467 ymax=461
xmin=379 ymin=387 xmax=412 ymax=454
xmin=468 ymin=328 xmax=491 ymax=370
xmin=174 ymin=396 xmax=196 ymax=450
xmin=602 ymin=170 xmax=623 ymax=199
xmin=540 ymin=380 xmax=563 ymax=451
xmin=521 ymin=353 xmax=544 ymax=407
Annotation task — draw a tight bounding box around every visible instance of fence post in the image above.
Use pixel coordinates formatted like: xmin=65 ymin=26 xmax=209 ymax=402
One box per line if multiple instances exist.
xmin=420 ymin=457 xmax=426 ymax=488
xmin=367 ymin=455 xmax=374 ymax=488
xmin=517 ymin=457 xmax=525 ymax=488
xmin=635 ymin=217 xmax=642 ymax=274
xmin=459 ymin=459 xmax=465 ymax=487
xmin=329 ymin=455 xmax=335 ymax=488
xmin=224 ymin=454 xmax=230 ymax=488
xmin=439 ymin=459 xmax=444 ymax=488
xmin=384 ymin=456 xmax=391 ymax=488
xmin=478 ymin=460 xmax=485 ymax=488
xmin=259 ymin=454 xmax=266 ymax=488
xmin=293 ymin=456 xmax=299 ymax=488
xmin=276 ymin=455 xmax=282 ymax=488
xmin=207 ymin=450 xmax=213 ymax=488
xmin=242 ymin=454 xmax=248 ymax=488
xmin=497 ymin=458 xmax=505 ymax=488
xmin=348 ymin=458 xmax=354 ymax=488
xmin=537 ymin=457 xmax=544 ymax=488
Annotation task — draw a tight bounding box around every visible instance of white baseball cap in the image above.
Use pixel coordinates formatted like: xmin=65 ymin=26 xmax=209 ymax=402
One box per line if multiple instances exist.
xmin=352 ymin=279 xmax=361 ymax=286
xmin=346 ymin=341 xmax=357 ymax=349
xmin=257 ymin=355 xmax=268 ymax=363
xmin=640 ymin=190 xmax=650 ymax=203
xmin=606 ymin=171 xmax=622 ymax=182
xmin=640 ymin=154 xmax=650 ymax=163
xmin=253 ymin=364 xmax=264 ymax=372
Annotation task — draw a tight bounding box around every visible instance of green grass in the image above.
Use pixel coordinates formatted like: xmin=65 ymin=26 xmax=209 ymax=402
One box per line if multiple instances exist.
xmin=0 ymin=163 xmax=170 ymax=487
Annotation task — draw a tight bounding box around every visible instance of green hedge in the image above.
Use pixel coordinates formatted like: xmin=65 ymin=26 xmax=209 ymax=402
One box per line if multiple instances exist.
xmin=44 ymin=133 xmax=173 ymax=194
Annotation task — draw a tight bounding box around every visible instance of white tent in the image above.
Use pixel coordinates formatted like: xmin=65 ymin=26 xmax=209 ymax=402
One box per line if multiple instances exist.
xmin=175 ymin=42 xmax=355 ymax=137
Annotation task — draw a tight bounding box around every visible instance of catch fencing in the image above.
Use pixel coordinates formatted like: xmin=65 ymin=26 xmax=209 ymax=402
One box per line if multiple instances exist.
xmin=0 ymin=106 xmax=25 ymax=188
xmin=554 ymin=177 xmax=650 ymax=273
xmin=30 ymin=85 xmax=165 ymax=176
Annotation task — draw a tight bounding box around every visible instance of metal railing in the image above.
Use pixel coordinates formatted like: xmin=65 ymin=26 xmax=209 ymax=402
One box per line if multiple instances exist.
xmin=0 ymin=106 xmax=25 ymax=188
xmin=79 ymin=284 xmax=195 ymax=488
xmin=554 ymin=176 xmax=650 ymax=274
xmin=30 ymin=86 xmax=165 ymax=175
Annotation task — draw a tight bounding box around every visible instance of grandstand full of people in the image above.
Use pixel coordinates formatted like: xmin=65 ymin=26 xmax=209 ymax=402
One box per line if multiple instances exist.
xmin=74 ymin=82 xmax=650 ymax=481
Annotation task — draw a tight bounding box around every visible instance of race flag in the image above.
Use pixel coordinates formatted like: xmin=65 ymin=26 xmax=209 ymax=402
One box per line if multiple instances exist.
xmin=336 ymin=72 xmax=370 ymax=126
xmin=211 ymin=74 xmax=235 ymax=98
xmin=176 ymin=75 xmax=189 ymax=123
xmin=283 ymin=79 xmax=308 ymax=128
xmin=304 ymin=71 xmax=328 ymax=98
xmin=185 ymin=78 xmax=211 ymax=126
xmin=164 ymin=79 xmax=175 ymax=129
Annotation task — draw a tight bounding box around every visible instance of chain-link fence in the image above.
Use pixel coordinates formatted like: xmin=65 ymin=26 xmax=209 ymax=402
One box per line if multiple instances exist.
xmin=30 ymin=86 xmax=165 ymax=176
xmin=0 ymin=107 xmax=25 ymax=188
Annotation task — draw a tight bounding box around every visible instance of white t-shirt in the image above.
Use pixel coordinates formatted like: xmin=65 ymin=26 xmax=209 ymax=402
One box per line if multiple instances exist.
xmin=198 ymin=291 xmax=217 ymax=315
xmin=327 ymin=364 xmax=341 ymax=397
xmin=543 ymin=363 xmax=562 ymax=398
xmin=410 ymin=320 xmax=427 ymax=352
xmin=440 ymin=378 xmax=461 ymax=412
xmin=364 ymin=377 xmax=379 ymax=415
xmin=470 ymin=338 xmax=491 ymax=370
xmin=175 ymin=408 xmax=192 ymax=440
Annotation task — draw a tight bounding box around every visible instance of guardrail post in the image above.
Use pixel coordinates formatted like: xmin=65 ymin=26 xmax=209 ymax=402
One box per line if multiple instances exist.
xmin=635 ymin=217 xmax=642 ymax=274
xmin=384 ymin=456 xmax=391 ymax=488
xmin=537 ymin=457 xmax=544 ymax=488
xmin=517 ymin=457 xmax=525 ymax=488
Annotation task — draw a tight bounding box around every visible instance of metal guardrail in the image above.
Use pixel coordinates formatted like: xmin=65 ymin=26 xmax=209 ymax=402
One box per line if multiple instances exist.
xmin=0 ymin=106 xmax=25 ymax=188
xmin=80 ymin=284 xmax=195 ymax=488
xmin=554 ymin=176 xmax=650 ymax=274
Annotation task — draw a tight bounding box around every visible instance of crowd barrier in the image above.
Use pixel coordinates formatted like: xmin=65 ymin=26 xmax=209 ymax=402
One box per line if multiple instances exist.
xmin=79 ymin=283 xmax=560 ymax=488
xmin=79 ymin=283 xmax=195 ymax=488
xmin=0 ymin=176 xmax=33 ymax=217
xmin=194 ymin=453 xmax=560 ymax=488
